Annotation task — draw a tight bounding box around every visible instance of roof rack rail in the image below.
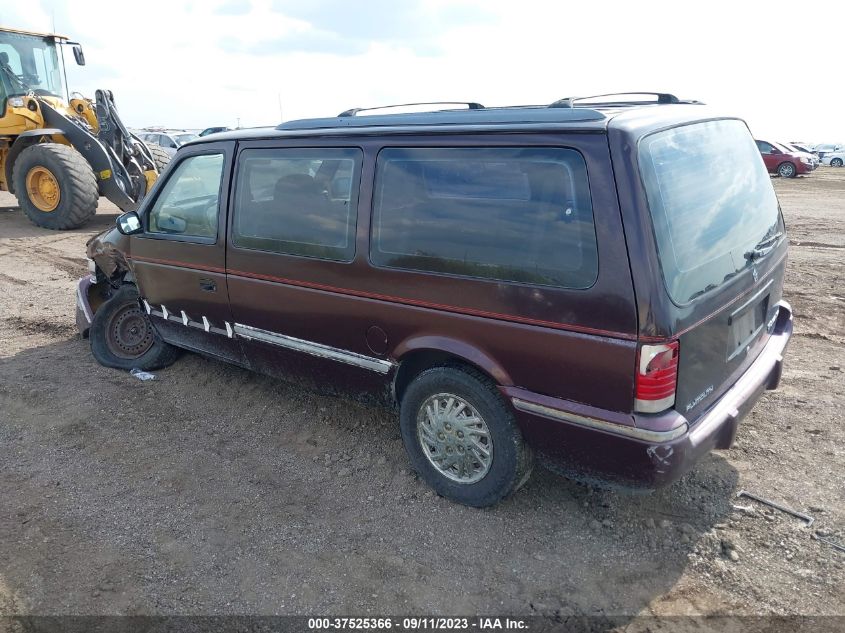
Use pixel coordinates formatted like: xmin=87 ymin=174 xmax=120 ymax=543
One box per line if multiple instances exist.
xmin=338 ymin=101 xmax=485 ymax=117
xmin=549 ymin=92 xmax=688 ymax=108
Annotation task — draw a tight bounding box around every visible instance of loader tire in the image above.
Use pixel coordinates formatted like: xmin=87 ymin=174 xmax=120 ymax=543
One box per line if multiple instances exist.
xmin=12 ymin=143 xmax=98 ymax=230
xmin=147 ymin=144 xmax=171 ymax=173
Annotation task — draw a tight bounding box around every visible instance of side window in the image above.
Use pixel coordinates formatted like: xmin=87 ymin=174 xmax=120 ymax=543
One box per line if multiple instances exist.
xmin=148 ymin=153 xmax=224 ymax=239
xmin=757 ymin=141 xmax=774 ymax=154
xmin=161 ymin=135 xmax=177 ymax=149
xmin=232 ymin=147 xmax=362 ymax=261
xmin=371 ymin=147 xmax=598 ymax=289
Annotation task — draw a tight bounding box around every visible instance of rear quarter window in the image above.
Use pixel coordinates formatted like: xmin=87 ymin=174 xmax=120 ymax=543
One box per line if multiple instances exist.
xmin=371 ymin=147 xmax=597 ymax=289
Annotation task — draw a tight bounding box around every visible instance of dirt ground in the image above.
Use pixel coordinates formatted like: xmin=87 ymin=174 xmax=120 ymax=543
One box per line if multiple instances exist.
xmin=0 ymin=167 xmax=843 ymax=620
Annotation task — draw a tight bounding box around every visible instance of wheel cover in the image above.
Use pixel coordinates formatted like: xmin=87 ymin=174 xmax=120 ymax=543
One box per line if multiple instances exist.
xmin=26 ymin=166 xmax=61 ymax=212
xmin=106 ymin=303 xmax=154 ymax=360
xmin=417 ymin=393 xmax=493 ymax=484
xmin=780 ymin=164 xmax=795 ymax=176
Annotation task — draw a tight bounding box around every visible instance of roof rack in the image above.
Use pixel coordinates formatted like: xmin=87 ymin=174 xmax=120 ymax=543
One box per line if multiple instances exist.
xmin=338 ymin=101 xmax=485 ymax=117
xmin=550 ymin=92 xmax=697 ymax=108
xmin=275 ymin=92 xmax=700 ymax=133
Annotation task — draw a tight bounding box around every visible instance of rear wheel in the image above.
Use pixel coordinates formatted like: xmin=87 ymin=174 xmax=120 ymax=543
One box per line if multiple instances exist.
xmin=399 ymin=366 xmax=533 ymax=507
xmin=777 ymin=161 xmax=797 ymax=178
xmin=90 ymin=285 xmax=180 ymax=371
xmin=12 ymin=143 xmax=98 ymax=230
xmin=831 ymin=158 xmax=844 ymax=167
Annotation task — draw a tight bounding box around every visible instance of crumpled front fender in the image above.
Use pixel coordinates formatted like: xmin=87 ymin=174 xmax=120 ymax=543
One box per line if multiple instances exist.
xmin=86 ymin=226 xmax=130 ymax=279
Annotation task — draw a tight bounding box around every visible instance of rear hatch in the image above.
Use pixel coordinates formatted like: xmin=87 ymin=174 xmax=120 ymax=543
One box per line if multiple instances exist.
xmin=638 ymin=119 xmax=787 ymax=419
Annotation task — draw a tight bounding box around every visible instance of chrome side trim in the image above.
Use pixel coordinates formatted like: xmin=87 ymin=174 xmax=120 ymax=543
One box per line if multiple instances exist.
xmin=511 ymin=398 xmax=688 ymax=443
xmin=234 ymin=323 xmax=395 ymax=374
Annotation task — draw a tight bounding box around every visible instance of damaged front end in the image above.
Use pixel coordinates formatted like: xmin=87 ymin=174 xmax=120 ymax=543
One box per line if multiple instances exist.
xmin=76 ymin=226 xmax=132 ymax=337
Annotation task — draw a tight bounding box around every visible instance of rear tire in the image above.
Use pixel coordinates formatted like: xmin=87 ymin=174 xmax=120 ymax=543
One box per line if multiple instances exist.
xmin=12 ymin=143 xmax=98 ymax=230
xmin=777 ymin=161 xmax=797 ymax=178
xmin=90 ymin=285 xmax=180 ymax=371
xmin=146 ymin=144 xmax=171 ymax=172
xmin=831 ymin=158 xmax=844 ymax=167
xmin=399 ymin=366 xmax=533 ymax=507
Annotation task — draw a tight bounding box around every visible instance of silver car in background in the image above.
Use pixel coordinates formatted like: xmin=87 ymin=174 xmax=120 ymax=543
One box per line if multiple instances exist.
xmin=135 ymin=130 xmax=200 ymax=156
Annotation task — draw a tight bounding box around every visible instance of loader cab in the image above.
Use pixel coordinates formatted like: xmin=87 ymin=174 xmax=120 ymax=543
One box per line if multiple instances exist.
xmin=0 ymin=29 xmax=67 ymax=103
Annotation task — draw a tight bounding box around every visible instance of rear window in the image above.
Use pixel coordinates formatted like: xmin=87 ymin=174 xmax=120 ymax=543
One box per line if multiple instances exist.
xmin=371 ymin=147 xmax=597 ymax=289
xmin=639 ymin=119 xmax=783 ymax=304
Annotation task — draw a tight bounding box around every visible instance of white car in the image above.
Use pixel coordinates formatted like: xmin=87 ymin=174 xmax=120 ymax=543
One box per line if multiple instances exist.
xmin=813 ymin=143 xmax=844 ymax=160
xmin=821 ymin=149 xmax=845 ymax=167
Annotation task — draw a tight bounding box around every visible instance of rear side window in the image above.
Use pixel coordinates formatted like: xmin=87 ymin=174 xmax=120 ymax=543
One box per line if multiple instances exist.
xmin=233 ymin=147 xmax=362 ymax=261
xmin=371 ymin=147 xmax=597 ymax=288
xmin=640 ymin=119 xmax=782 ymax=304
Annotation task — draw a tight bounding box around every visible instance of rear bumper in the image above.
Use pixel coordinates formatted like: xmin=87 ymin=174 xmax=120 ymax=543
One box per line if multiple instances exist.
xmin=506 ymin=301 xmax=793 ymax=489
xmin=75 ymin=274 xmax=96 ymax=337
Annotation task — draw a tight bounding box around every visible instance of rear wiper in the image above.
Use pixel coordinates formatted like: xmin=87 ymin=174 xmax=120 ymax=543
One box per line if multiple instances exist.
xmin=744 ymin=231 xmax=784 ymax=261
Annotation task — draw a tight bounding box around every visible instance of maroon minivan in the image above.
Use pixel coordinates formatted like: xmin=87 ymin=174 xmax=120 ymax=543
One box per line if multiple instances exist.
xmin=77 ymin=94 xmax=792 ymax=506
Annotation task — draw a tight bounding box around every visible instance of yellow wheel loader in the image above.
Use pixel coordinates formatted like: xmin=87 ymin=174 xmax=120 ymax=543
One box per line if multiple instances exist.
xmin=0 ymin=27 xmax=169 ymax=229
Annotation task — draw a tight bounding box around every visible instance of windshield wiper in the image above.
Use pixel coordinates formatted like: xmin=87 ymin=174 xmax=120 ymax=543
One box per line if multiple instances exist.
xmin=744 ymin=231 xmax=784 ymax=261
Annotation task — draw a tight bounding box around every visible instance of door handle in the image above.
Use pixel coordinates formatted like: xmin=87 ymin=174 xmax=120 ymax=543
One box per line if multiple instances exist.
xmin=199 ymin=278 xmax=217 ymax=292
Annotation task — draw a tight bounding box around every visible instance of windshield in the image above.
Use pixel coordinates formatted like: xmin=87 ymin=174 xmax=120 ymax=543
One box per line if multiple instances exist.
xmin=640 ymin=119 xmax=783 ymax=304
xmin=0 ymin=31 xmax=64 ymax=97
xmin=175 ymin=133 xmax=199 ymax=145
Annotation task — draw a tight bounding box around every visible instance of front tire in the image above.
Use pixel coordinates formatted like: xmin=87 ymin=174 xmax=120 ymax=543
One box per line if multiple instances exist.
xmin=777 ymin=161 xmax=797 ymax=178
xmin=12 ymin=143 xmax=98 ymax=230
xmin=831 ymin=158 xmax=844 ymax=167
xmin=90 ymin=285 xmax=180 ymax=371
xmin=399 ymin=366 xmax=533 ymax=507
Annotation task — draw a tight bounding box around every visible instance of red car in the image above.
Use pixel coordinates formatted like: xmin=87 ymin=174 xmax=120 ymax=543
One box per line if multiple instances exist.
xmin=756 ymin=139 xmax=815 ymax=177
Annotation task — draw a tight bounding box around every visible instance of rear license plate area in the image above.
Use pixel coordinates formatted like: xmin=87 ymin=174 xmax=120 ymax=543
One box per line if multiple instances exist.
xmin=727 ymin=294 xmax=769 ymax=361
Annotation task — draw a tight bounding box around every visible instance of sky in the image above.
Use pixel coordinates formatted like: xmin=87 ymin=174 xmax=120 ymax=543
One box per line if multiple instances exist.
xmin=1 ymin=0 xmax=842 ymax=142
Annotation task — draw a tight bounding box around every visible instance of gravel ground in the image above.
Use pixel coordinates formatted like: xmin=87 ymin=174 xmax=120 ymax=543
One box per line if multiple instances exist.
xmin=0 ymin=168 xmax=843 ymax=620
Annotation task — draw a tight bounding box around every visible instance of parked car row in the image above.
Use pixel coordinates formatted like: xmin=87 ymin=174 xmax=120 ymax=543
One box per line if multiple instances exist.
xmin=133 ymin=128 xmax=200 ymax=156
xmin=788 ymin=141 xmax=845 ymax=166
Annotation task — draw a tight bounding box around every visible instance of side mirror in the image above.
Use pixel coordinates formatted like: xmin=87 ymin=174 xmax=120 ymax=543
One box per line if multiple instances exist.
xmin=72 ymin=45 xmax=86 ymax=66
xmin=116 ymin=211 xmax=142 ymax=235
xmin=770 ymin=147 xmax=781 ymax=154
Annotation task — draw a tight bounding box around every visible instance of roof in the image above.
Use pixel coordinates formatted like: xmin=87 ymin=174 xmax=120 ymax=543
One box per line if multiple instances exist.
xmin=0 ymin=26 xmax=68 ymax=40
xmin=189 ymin=94 xmax=713 ymax=146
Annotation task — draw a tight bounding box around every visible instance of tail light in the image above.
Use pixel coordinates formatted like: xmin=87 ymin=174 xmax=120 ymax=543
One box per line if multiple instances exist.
xmin=635 ymin=341 xmax=679 ymax=414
